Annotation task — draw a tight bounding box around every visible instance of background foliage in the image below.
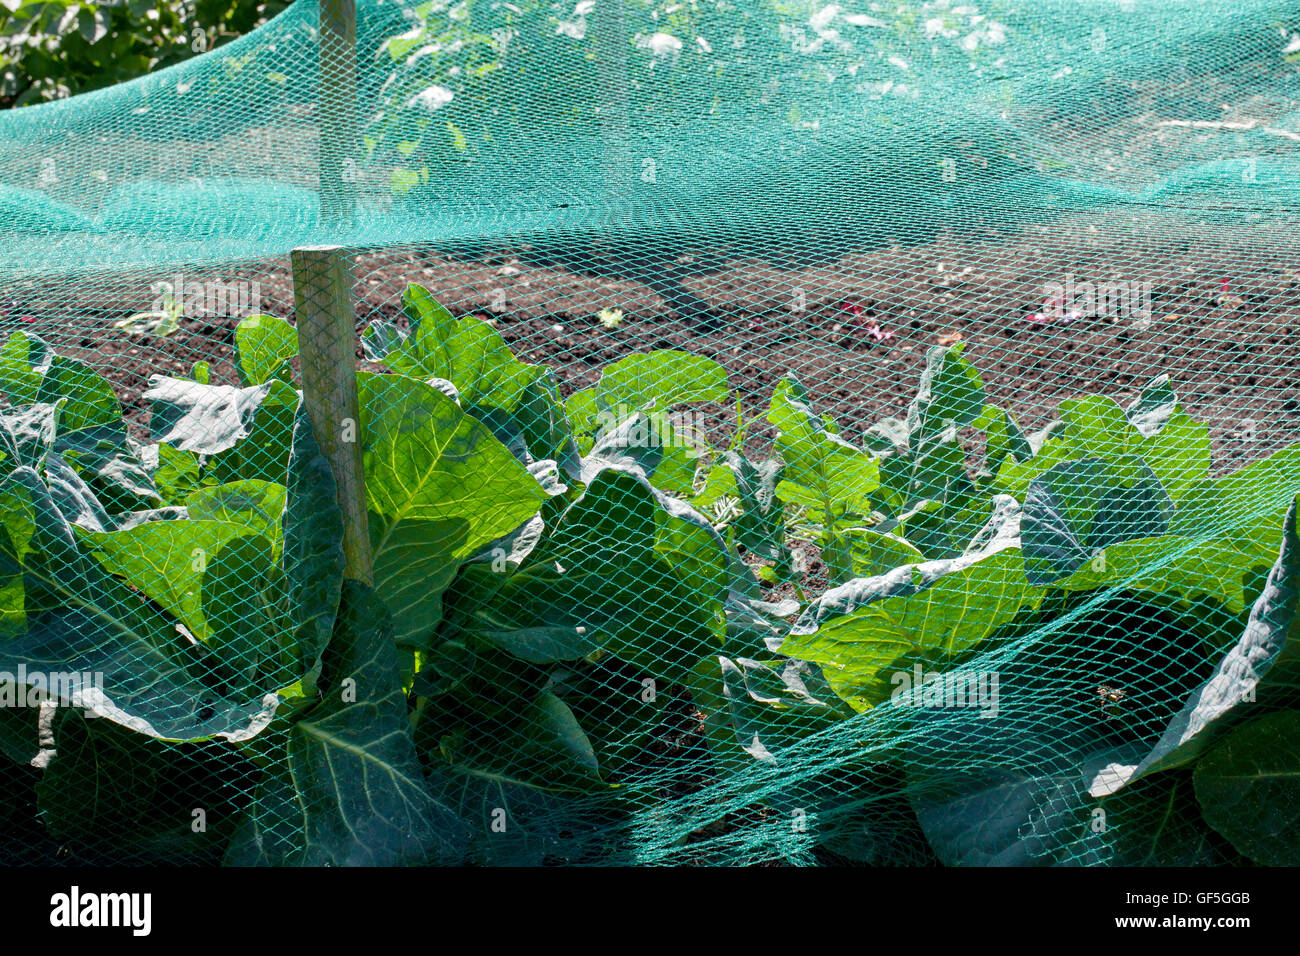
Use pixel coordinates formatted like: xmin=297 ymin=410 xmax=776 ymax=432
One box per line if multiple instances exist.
xmin=0 ymin=0 xmax=286 ymax=107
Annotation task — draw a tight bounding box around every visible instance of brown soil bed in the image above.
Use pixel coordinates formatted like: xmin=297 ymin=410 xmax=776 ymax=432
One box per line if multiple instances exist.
xmin=15 ymin=209 xmax=1300 ymax=479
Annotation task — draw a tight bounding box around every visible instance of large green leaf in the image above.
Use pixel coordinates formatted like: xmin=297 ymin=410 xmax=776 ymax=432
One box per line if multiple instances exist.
xmin=368 ymin=517 xmax=463 ymax=650
xmin=972 ymin=404 xmax=1032 ymax=475
xmin=0 ymin=333 xmax=121 ymax=432
xmin=721 ymin=591 xmax=800 ymax=656
xmin=579 ymin=409 xmax=702 ymax=497
xmin=226 ymin=580 xmax=468 ymax=866
xmin=712 ymin=655 xmax=851 ymax=765
xmin=144 ymin=375 xmax=294 ymax=456
xmin=201 ymin=533 xmax=289 ymax=690
xmin=440 ymin=468 xmax=717 ymax=683
xmin=0 ymin=469 xmax=36 ymax=636
xmin=53 ymin=423 xmax=160 ymax=514
xmin=234 ymin=313 xmax=298 ymax=387
xmin=281 ymin=407 xmax=344 ymax=685
xmin=208 ymin=381 xmax=298 ymax=485
xmin=1056 ymin=519 xmax=1282 ymax=617
xmin=906 ymin=342 xmax=986 ymax=446
xmin=0 ymin=466 xmax=277 ymax=740
xmin=821 ymin=527 xmax=926 ymax=585
xmin=360 ymin=371 xmax=546 ymax=539
xmin=864 ymin=344 xmax=985 ymax=512
xmin=364 ymin=286 xmax=578 ymax=467
xmin=35 ymin=711 xmax=252 ymax=865
xmin=1020 ymin=456 xmax=1172 ymax=585
xmin=1124 ymin=374 xmax=1181 ymax=437
xmin=358 ymin=372 xmax=549 ymax=648
xmin=581 ymin=447 xmax=744 ymax=611
xmin=183 ymin=409 xmax=347 ymax=697
xmin=1088 ymin=494 xmax=1300 ymax=798
xmin=1100 ymin=772 xmax=1242 ymax=866
xmin=141 ymin=441 xmax=202 ymax=506
xmin=909 ymin=725 xmax=1111 ymax=866
xmin=37 ymin=358 xmax=122 ymax=432
xmin=0 ymin=402 xmax=58 ymax=470
xmin=996 ymin=390 xmax=1211 ymax=502
xmin=651 ymin=487 xmax=743 ymax=613
xmin=548 ymin=660 xmax=671 ymax=780
xmin=424 ymin=761 xmax=614 ymax=865
xmin=186 ymin=480 xmax=287 ymax=560
xmin=782 ymin=496 xmax=1031 ymax=710
xmin=566 ymin=349 xmax=730 ymax=438
xmin=0 ymin=332 xmax=51 ymax=406
xmin=40 ymin=452 xmax=114 ymax=531
xmin=896 ymin=481 xmax=995 ymax=559
xmin=82 ymin=518 xmax=266 ymax=642
xmin=1193 ymin=709 xmax=1300 ymax=865
xmin=694 ymin=451 xmax=789 ymax=568
xmin=1173 ymin=444 xmax=1300 ymax=538
xmin=768 ymin=376 xmax=879 ymax=522
xmin=438 ymin=690 xmax=605 ymax=792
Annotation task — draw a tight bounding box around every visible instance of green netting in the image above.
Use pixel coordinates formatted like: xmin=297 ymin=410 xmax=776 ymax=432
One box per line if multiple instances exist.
xmin=2 ymin=0 xmax=1300 ymax=866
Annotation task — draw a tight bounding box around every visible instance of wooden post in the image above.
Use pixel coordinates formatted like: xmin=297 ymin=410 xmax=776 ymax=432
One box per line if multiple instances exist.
xmin=591 ymin=0 xmax=631 ymax=197
xmin=291 ymin=245 xmax=373 ymax=585
xmin=319 ymin=0 xmax=357 ymax=223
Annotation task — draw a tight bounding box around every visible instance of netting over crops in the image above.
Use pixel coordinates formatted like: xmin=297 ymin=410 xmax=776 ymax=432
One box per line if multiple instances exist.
xmin=2 ymin=0 xmax=1300 ymax=866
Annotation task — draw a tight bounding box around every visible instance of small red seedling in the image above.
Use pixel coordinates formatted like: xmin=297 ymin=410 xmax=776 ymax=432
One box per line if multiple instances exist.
xmin=1217 ymin=278 xmax=1244 ymax=308
xmin=840 ymin=300 xmax=895 ymax=342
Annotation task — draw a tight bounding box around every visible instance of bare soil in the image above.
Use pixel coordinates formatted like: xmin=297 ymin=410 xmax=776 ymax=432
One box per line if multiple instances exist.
xmin=14 ymin=209 xmax=1300 ymax=480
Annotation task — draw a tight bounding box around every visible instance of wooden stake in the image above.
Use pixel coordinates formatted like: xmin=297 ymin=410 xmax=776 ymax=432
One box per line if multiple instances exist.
xmin=592 ymin=0 xmax=631 ymax=196
xmin=291 ymin=245 xmax=373 ymax=585
xmin=319 ymin=0 xmax=357 ymax=223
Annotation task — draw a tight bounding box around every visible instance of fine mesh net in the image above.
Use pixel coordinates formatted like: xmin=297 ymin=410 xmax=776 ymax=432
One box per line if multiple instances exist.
xmin=2 ymin=0 xmax=1300 ymax=866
